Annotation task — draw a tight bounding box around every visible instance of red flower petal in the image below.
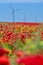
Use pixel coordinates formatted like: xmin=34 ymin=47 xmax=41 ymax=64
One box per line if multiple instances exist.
xmin=0 ymin=56 xmax=9 ymax=65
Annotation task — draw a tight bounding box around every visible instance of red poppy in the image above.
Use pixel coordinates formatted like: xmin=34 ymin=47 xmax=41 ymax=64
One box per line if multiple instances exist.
xmin=3 ymin=48 xmax=10 ymax=54
xmin=20 ymin=33 xmax=26 ymax=41
xmin=16 ymin=51 xmax=23 ymax=57
xmin=41 ymin=31 xmax=43 ymax=35
xmin=2 ymin=38 xmax=8 ymax=42
xmin=17 ymin=56 xmax=32 ymax=65
xmin=33 ymin=55 xmax=43 ymax=65
xmin=0 ymin=56 xmax=9 ymax=65
xmin=0 ymin=48 xmax=9 ymax=56
xmin=17 ymin=55 xmax=43 ymax=65
xmin=41 ymin=36 xmax=43 ymax=40
xmin=7 ymin=32 xmax=12 ymax=36
xmin=20 ymin=34 xmax=26 ymax=43
xmin=13 ymin=34 xmax=18 ymax=40
xmin=0 ymin=48 xmax=5 ymax=56
xmin=0 ymin=25 xmax=2 ymax=31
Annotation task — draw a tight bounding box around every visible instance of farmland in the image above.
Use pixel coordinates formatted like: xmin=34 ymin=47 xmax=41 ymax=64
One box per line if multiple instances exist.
xmin=0 ymin=22 xmax=43 ymax=65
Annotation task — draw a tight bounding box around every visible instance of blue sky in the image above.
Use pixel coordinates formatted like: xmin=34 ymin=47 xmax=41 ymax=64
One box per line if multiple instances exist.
xmin=15 ymin=0 xmax=43 ymax=3
xmin=0 ymin=0 xmax=43 ymax=3
xmin=0 ymin=0 xmax=43 ymax=22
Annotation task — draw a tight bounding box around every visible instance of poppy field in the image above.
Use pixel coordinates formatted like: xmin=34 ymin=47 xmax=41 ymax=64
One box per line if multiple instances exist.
xmin=0 ymin=22 xmax=43 ymax=65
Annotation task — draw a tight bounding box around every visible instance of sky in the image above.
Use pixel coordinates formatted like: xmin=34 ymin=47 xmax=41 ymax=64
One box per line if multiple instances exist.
xmin=0 ymin=0 xmax=43 ymax=3
xmin=0 ymin=0 xmax=43 ymax=22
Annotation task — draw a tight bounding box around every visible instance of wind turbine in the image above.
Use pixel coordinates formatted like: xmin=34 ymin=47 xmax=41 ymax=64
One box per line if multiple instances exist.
xmin=24 ymin=14 xmax=31 ymax=22
xmin=24 ymin=14 xmax=26 ymax=22
xmin=10 ymin=5 xmax=20 ymax=22
xmin=34 ymin=16 xmax=37 ymax=22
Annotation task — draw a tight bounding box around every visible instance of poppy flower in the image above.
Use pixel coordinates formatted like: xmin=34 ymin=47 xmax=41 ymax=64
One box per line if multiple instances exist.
xmin=2 ymin=38 xmax=8 ymax=42
xmin=20 ymin=35 xmax=25 ymax=43
xmin=16 ymin=51 xmax=23 ymax=57
xmin=17 ymin=55 xmax=43 ymax=65
xmin=3 ymin=48 xmax=10 ymax=54
xmin=0 ymin=48 xmax=10 ymax=56
xmin=0 ymin=56 xmax=9 ymax=65
xmin=17 ymin=55 xmax=33 ymax=65
xmin=33 ymin=55 xmax=43 ymax=65
xmin=0 ymin=25 xmax=2 ymax=31
xmin=13 ymin=34 xmax=18 ymax=40
xmin=41 ymin=31 xmax=43 ymax=35
xmin=7 ymin=32 xmax=12 ymax=36
xmin=20 ymin=33 xmax=26 ymax=42
xmin=0 ymin=48 xmax=5 ymax=56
